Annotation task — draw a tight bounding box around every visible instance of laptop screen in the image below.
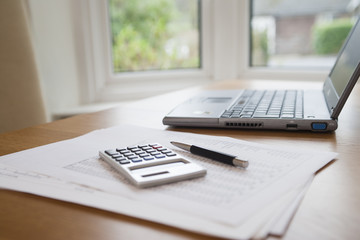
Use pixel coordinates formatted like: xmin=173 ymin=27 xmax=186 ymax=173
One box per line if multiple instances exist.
xmin=329 ymin=19 xmax=360 ymax=98
xmin=324 ymin=17 xmax=360 ymax=118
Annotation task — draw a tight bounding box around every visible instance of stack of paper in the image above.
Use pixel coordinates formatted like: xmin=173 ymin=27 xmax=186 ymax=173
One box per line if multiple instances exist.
xmin=0 ymin=125 xmax=337 ymax=239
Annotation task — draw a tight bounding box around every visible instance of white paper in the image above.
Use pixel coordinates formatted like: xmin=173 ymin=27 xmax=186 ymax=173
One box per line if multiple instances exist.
xmin=0 ymin=125 xmax=337 ymax=239
xmin=0 ymin=163 xmax=311 ymax=240
xmin=253 ymin=176 xmax=313 ymax=239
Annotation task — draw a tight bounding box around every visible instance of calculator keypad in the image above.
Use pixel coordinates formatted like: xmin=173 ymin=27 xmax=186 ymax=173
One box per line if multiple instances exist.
xmin=104 ymin=143 xmax=177 ymax=165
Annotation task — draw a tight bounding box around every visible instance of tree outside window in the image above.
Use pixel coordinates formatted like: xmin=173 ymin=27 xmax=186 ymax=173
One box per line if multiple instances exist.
xmin=109 ymin=0 xmax=200 ymax=73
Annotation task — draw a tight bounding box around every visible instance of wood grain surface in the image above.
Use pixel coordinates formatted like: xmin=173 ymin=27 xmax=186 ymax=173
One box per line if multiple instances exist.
xmin=1 ymin=80 xmax=359 ymax=240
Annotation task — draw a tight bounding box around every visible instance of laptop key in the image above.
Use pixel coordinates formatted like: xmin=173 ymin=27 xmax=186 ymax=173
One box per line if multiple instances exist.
xmin=252 ymin=114 xmax=279 ymax=118
xmin=281 ymin=114 xmax=294 ymax=118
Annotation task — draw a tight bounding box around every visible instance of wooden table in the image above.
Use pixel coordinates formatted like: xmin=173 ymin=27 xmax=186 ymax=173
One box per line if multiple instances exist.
xmin=1 ymin=80 xmax=360 ymax=240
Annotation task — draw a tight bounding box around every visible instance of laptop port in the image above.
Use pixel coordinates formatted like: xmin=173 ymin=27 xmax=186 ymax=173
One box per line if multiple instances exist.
xmin=286 ymin=124 xmax=298 ymax=129
xmin=311 ymin=122 xmax=327 ymax=130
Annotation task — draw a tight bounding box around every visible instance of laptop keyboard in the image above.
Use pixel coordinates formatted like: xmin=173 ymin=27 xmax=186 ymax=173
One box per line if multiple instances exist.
xmin=221 ymin=90 xmax=303 ymax=119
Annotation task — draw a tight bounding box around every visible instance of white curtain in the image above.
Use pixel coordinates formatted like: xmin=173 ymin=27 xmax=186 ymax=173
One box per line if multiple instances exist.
xmin=0 ymin=0 xmax=47 ymax=133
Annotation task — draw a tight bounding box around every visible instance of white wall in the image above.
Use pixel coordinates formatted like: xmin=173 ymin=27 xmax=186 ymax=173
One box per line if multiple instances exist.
xmin=27 ymin=0 xmax=80 ymax=116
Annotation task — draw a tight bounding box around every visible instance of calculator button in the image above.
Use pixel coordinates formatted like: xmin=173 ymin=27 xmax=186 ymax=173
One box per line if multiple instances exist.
xmin=111 ymin=153 xmax=122 ymax=158
xmin=138 ymin=144 xmax=148 ymax=148
xmin=123 ymin=153 xmax=135 ymax=157
xmin=143 ymin=157 xmax=155 ymax=161
xmin=146 ymin=149 xmax=157 ymax=153
xmin=166 ymin=153 xmax=177 ymax=157
xmin=139 ymin=153 xmax=150 ymax=157
xmin=157 ymin=148 xmax=168 ymax=152
xmin=119 ymin=150 xmax=131 ymax=154
xmin=131 ymin=158 xmax=142 ymax=163
xmin=105 ymin=149 xmax=117 ymax=156
xmin=162 ymin=150 xmax=172 ymax=154
xmin=155 ymin=155 xmax=166 ymax=159
xmin=152 ymin=145 xmax=162 ymax=149
xmin=115 ymin=157 xmax=127 ymax=161
xmin=116 ymin=148 xmax=127 ymax=152
xmin=119 ymin=160 xmax=131 ymax=164
xmin=150 ymin=152 xmax=161 ymax=156
xmin=127 ymin=155 xmax=139 ymax=160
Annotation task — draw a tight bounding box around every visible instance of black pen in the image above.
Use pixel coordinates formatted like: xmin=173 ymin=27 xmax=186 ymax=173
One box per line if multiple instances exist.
xmin=171 ymin=141 xmax=249 ymax=168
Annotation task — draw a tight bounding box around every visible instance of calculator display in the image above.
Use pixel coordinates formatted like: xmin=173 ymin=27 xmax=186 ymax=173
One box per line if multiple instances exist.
xmin=130 ymin=161 xmax=185 ymax=176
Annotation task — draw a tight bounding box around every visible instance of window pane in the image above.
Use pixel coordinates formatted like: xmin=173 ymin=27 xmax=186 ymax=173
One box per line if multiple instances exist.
xmin=108 ymin=0 xmax=200 ymax=73
xmin=251 ymin=0 xmax=357 ymax=69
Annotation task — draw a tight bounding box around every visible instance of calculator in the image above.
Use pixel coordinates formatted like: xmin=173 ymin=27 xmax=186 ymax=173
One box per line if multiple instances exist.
xmin=99 ymin=143 xmax=206 ymax=188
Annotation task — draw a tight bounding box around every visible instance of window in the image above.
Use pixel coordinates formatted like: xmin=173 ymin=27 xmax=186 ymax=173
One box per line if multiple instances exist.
xmin=80 ymin=0 xmax=213 ymax=102
xmin=250 ymin=0 xmax=358 ymax=70
xmin=108 ymin=0 xmax=201 ymax=73
xmin=77 ymin=0 xmax=359 ymax=104
xmin=27 ymin=0 xmax=360 ymax=118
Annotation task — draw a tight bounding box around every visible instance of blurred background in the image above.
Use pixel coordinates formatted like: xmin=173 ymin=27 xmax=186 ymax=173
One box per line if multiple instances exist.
xmin=1 ymin=0 xmax=359 ymax=133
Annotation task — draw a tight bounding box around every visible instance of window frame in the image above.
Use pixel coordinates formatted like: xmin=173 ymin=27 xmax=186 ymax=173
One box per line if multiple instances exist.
xmin=78 ymin=0 xmax=213 ymax=103
xmin=76 ymin=0 xmax=329 ymax=104
xmin=242 ymin=0 xmax=329 ymax=82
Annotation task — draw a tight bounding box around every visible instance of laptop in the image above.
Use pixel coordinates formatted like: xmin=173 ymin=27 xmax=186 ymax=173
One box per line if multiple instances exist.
xmin=163 ymin=18 xmax=360 ymax=132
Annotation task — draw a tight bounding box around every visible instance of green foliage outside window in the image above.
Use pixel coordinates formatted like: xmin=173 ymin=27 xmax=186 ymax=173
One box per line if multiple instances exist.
xmin=313 ymin=19 xmax=353 ymax=55
xmin=109 ymin=0 xmax=200 ymax=72
xmin=251 ymin=29 xmax=269 ymax=66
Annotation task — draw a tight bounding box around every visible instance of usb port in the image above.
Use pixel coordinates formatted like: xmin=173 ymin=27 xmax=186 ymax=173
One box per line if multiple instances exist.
xmin=286 ymin=124 xmax=298 ymax=129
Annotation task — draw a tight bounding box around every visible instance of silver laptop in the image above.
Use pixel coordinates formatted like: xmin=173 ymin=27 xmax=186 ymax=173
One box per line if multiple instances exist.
xmin=163 ymin=18 xmax=360 ymax=132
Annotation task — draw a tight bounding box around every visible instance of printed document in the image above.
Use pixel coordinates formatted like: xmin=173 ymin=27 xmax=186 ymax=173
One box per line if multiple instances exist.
xmin=0 ymin=125 xmax=337 ymax=239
